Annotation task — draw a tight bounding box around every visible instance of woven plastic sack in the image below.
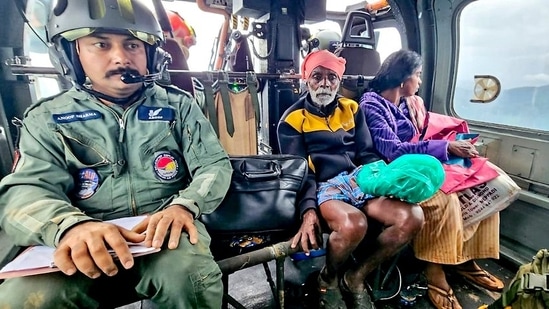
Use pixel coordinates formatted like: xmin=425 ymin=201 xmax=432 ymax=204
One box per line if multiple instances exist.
xmin=356 ymin=154 xmax=445 ymax=203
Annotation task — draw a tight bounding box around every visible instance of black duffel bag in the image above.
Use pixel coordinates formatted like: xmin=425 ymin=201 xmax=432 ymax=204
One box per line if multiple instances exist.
xmin=200 ymin=154 xmax=307 ymax=257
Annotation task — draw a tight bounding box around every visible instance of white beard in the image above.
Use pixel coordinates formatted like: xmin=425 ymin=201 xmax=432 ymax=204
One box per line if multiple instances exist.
xmin=309 ymin=87 xmax=337 ymax=107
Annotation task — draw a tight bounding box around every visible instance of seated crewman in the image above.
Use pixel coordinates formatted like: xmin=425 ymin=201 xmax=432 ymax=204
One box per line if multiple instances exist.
xmin=277 ymin=50 xmax=425 ymax=309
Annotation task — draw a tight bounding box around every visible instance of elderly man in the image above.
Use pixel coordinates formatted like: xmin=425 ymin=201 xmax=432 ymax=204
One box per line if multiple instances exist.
xmin=277 ymin=50 xmax=425 ymax=309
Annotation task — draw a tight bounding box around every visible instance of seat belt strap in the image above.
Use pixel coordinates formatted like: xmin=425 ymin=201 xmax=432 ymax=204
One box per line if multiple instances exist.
xmin=357 ymin=75 xmax=365 ymax=98
xmin=10 ymin=117 xmax=23 ymax=173
xmin=246 ymin=72 xmax=261 ymax=129
xmin=201 ymin=73 xmax=219 ymax=137
xmin=487 ymin=279 xmax=520 ymax=308
xmin=218 ymin=71 xmax=235 ymax=137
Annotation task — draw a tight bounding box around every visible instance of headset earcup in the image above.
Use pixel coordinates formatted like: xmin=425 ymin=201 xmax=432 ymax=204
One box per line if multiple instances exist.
xmin=149 ymin=46 xmax=172 ymax=83
xmin=48 ymin=43 xmax=68 ymax=77
xmin=147 ymin=45 xmax=170 ymax=74
xmin=48 ymin=39 xmax=85 ymax=85
xmin=65 ymin=41 xmax=85 ymax=85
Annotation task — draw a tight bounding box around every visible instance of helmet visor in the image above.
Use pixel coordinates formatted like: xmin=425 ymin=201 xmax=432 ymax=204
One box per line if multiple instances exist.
xmin=60 ymin=27 xmax=158 ymax=45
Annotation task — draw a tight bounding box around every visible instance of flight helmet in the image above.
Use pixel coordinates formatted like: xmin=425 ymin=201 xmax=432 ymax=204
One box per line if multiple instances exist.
xmin=46 ymin=0 xmax=166 ymax=85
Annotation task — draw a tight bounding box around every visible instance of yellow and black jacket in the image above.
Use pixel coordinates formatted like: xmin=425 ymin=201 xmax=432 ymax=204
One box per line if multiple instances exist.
xmin=277 ymin=94 xmax=379 ymax=217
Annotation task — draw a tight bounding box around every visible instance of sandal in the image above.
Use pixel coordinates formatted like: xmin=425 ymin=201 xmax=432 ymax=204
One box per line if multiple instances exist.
xmin=318 ymin=275 xmax=347 ymax=309
xmin=427 ymin=284 xmax=462 ymax=309
xmin=340 ymin=277 xmax=376 ymax=309
xmin=455 ymin=268 xmax=504 ymax=292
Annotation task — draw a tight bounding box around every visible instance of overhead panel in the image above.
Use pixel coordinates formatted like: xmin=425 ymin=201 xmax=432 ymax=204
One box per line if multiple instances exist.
xmin=232 ymin=0 xmax=270 ymax=19
xmin=207 ymin=0 xmax=230 ymax=9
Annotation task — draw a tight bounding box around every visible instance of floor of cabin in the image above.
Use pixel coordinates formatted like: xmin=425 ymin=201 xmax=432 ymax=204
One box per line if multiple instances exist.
xmin=120 ymin=253 xmax=517 ymax=309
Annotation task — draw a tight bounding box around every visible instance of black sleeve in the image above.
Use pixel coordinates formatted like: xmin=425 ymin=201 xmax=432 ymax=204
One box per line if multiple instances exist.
xmin=277 ymin=117 xmax=318 ymax=219
xmin=354 ymin=108 xmax=382 ymax=165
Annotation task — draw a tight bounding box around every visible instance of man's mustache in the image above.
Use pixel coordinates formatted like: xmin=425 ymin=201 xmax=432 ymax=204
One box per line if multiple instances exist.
xmin=105 ymin=68 xmax=140 ymax=78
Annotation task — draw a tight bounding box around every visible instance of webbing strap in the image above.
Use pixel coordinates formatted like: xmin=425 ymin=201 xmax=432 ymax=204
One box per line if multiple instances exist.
xmin=488 ymin=279 xmax=521 ymax=308
xmin=10 ymin=117 xmax=23 ymax=173
xmin=218 ymin=71 xmax=235 ymax=137
xmin=489 ymin=274 xmax=549 ymax=308
xmin=246 ymin=72 xmax=261 ymax=129
xmin=201 ymin=73 xmax=219 ymax=137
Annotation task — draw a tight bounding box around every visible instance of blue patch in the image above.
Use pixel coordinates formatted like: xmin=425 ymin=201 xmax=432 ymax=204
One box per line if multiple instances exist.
xmin=137 ymin=106 xmax=175 ymax=121
xmin=53 ymin=110 xmax=102 ymax=123
xmin=75 ymin=168 xmax=100 ymax=199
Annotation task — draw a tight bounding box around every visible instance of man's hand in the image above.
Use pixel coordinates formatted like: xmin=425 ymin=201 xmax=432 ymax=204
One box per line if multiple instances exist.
xmin=291 ymin=209 xmax=322 ymax=254
xmin=448 ymin=140 xmax=479 ymax=158
xmin=132 ymin=204 xmax=196 ymax=250
xmin=54 ymin=221 xmax=145 ymax=279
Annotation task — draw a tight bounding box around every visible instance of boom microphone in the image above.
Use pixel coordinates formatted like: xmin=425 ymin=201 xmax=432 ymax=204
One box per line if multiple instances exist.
xmin=120 ymin=50 xmax=172 ymax=84
xmin=120 ymin=72 xmax=162 ymax=84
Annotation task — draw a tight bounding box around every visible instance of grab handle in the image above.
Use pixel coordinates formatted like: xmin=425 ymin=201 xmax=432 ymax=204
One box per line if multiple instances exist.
xmin=240 ymin=161 xmax=282 ymax=180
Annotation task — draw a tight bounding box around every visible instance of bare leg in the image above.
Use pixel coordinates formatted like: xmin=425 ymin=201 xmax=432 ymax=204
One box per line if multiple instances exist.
xmin=319 ymin=200 xmax=369 ymax=287
xmin=425 ymin=262 xmax=451 ymax=291
xmin=425 ymin=262 xmax=463 ymax=309
xmin=345 ymin=197 xmax=424 ymax=292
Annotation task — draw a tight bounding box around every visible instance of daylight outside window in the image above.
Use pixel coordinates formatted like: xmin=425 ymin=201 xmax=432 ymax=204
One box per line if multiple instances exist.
xmin=454 ymin=0 xmax=549 ymax=131
xmin=25 ymin=0 xmax=61 ymax=100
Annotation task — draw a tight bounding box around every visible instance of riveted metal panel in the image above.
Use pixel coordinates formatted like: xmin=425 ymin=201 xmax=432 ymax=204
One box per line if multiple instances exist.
xmin=475 ymin=136 xmax=501 ymax=162
xmin=506 ymin=145 xmax=535 ymax=178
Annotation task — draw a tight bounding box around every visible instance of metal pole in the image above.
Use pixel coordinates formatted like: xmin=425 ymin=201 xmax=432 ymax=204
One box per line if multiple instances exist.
xmin=7 ymin=65 xmax=373 ymax=81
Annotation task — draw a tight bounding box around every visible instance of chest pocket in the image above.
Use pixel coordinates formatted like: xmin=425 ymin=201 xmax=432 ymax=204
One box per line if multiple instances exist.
xmin=53 ymin=126 xmax=116 ymax=214
xmin=54 ymin=128 xmax=114 ymax=171
xmin=140 ymin=122 xmax=188 ymax=177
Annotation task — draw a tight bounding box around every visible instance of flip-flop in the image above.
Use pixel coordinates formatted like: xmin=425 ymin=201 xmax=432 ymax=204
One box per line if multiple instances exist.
xmin=427 ymin=284 xmax=463 ymax=309
xmin=455 ymin=268 xmax=504 ymax=292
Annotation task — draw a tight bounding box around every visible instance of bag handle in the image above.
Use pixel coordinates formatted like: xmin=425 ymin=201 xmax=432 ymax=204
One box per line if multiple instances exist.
xmin=238 ymin=160 xmax=281 ymax=180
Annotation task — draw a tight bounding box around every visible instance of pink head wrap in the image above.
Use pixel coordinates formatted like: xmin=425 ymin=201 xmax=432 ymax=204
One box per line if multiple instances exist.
xmin=301 ymin=50 xmax=346 ymax=80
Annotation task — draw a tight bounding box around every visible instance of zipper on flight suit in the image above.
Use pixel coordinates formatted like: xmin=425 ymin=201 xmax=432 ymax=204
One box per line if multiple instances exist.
xmin=117 ymin=99 xmax=147 ymax=216
xmin=143 ymin=120 xmax=177 ymax=155
xmin=118 ymin=107 xmax=135 ymax=214
xmin=99 ymin=102 xmax=134 ymax=214
xmin=117 ymin=118 xmax=125 ymax=143
xmin=96 ymin=108 xmax=126 ymax=178
xmin=57 ymin=132 xmax=111 ymax=167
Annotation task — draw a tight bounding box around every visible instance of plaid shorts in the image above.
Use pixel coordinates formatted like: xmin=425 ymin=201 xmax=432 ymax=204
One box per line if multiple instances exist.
xmin=317 ymin=166 xmax=374 ymax=208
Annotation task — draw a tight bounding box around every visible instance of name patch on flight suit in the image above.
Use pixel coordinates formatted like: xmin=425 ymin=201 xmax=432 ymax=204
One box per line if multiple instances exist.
xmin=52 ymin=110 xmax=102 ymax=123
xmin=75 ymin=168 xmax=100 ymax=199
xmin=153 ymin=152 xmax=179 ymax=181
xmin=137 ymin=106 xmax=175 ymax=121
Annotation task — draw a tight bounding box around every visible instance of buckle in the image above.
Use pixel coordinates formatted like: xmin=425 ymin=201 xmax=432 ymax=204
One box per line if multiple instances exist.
xmin=521 ymin=273 xmax=549 ymax=292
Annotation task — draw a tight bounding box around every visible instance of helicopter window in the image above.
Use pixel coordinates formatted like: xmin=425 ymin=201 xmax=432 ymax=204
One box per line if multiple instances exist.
xmin=454 ymin=0 xmax=549 ymax=131
xmin=156 ymin=1 xmax=224 ymax=71
xmin=327 ymin=0 xmax=369 ymax=12
xmin=25 ymin=0 xmax=61 ymax=100
xmin=349 ymin=17 xmax=371 ymax=39
xmin=374 ymin=27 xmax=401 ymax=63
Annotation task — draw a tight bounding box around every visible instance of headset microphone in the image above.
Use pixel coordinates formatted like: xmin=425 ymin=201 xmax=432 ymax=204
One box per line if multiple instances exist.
xmin=120 ymin=50 xmax=171 ymax=84
xmin=120 ymin=72 xmax=162 ymax=84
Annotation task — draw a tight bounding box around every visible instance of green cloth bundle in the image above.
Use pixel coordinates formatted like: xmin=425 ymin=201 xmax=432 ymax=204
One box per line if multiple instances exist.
xmin=356 ymin=154 xmax=445 ymax=203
